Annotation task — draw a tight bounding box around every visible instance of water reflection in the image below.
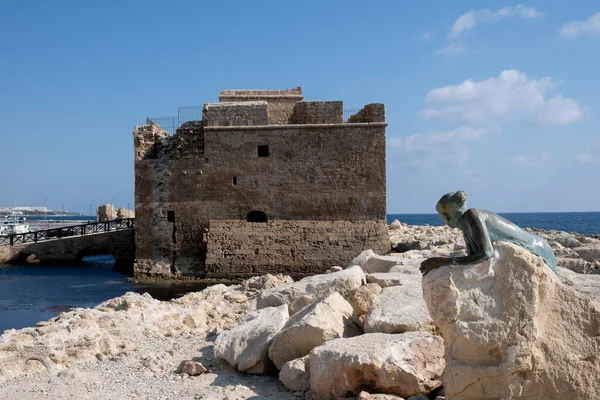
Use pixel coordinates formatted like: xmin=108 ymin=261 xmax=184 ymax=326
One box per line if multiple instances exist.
xmin=0 ymin=255 xmax=213 ymax=332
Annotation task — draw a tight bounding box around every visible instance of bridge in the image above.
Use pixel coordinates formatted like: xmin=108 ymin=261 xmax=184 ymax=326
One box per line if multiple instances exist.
xmin=0 ymin=219 xmax=135 ymax=272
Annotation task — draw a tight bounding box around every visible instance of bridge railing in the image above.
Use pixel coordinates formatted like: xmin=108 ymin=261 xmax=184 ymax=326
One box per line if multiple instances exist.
xmin=0 ymin=218 xmax=135 ymax=246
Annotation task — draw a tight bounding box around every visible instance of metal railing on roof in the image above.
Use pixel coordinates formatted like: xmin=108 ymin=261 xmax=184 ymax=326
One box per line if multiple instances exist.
xmin=147 ymin=106 xmax=362 ymax=133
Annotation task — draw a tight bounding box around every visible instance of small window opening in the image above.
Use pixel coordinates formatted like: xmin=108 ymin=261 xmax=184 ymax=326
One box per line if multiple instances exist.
xmin=232 ymin=176 xmax=237 ymax=185
xmin=167 ymin=210 xmax=175 ymax=222
xmin=247 ymin=210 xmax=268 ymax=223
xmin=257 ymin=145 xmax=270 ymax=157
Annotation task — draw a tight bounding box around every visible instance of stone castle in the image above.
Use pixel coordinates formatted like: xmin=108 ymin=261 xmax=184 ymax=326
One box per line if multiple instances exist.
xmin=132 ymin=87 xmax=389 ymax=278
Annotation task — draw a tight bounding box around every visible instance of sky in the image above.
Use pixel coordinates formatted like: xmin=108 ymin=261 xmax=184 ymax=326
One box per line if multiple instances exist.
xmin=0 ymin=1 xmax=599 ymax=214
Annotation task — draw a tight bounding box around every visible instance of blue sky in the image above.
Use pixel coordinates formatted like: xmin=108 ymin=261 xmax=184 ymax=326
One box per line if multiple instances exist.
xmin=0 ymin=1 xmax=598 ymax=214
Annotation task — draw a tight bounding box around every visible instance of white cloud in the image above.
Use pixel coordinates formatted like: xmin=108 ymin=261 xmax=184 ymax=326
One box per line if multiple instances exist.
xmin=421 ymin=69 xmax=583 ymax=125
xmin=560 ymin=13 xmax=600 ymax=38
xmin=448 ymin=5 xmax=543 ymax=39
xmin=575 ymin=153 xmax=594 ymax=163
xmin=510 ymin=153 xmax=551 ymax=167
xmin=421 ymin=31 xmax=435 ymax=40
xmin=435 ymin=42 xmax=466 ymax=57
xmin=387 ymin=137 xmax=403 ymax=149
xmin=404 ymin=127 xmax=484 ymax=151
xmin=395 ymin=127 xmax=484 ymax=167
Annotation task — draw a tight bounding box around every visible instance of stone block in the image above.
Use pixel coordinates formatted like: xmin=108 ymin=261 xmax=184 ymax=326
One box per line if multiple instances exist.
xmin=202 ymin=101 xmax=268 ymax=127
xmin=290 ymin=101 xmax=343 ymax=124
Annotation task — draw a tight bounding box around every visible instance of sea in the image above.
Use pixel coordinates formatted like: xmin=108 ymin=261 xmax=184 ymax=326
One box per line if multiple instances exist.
xmin=1 ymin=212 xmax=599 ymax=333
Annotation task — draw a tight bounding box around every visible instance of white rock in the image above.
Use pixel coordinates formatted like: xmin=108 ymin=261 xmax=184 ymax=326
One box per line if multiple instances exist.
xmin=364 ymin=285 xmax=434 ymax=334
xmin=350 ymin=250 xmax=405 ymax=273
xmin=309 ymin=332 xmax=444 ymax=399
xmin=422 ymin=242 xmax=600 ymax=399
xmin=268 ymin=292 xmax=361 ymax=369
xmin=279 ymin=356 xmax=310 ymax=392
xmin=345 ymin=283 xmax=383 ymax=316
xmin=257 ymin=266 xmax=365 ymax=315
xmin=358 ymin=391 xmax=406 ymax=399
xmin=366 ymin=272 xmax=421 ymax=287
xmin=176 ymin=360 xmax=207 ymax=376
xmin=558 ymin=267 xmax=600 ymax=303
xmin=574 ymin=245 xmax=600 ymax=263
xmin=389 ymin=219 xmax=403 ymax=230
xmin=214 ymin=304 xmax=288 ymax=374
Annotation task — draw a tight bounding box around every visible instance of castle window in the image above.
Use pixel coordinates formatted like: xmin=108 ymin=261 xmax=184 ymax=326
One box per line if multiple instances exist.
xmin=247 ymin=210 xmax=268 ymax=223
xmin=257 ymin=145 xmax=270 ymax=157
xmin=167 ymin=211 xmax=175 ymax=222
xmin=233 ymin=176 xmax=237 ymax=185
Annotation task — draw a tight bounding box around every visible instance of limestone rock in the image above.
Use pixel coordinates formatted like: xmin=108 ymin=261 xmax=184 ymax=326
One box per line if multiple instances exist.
xmin=257 ymin=266 xmax=365 ymax=315
xmin=574 ymin=245 xmax=600 ymax=263
xmin=366 ymin=272 xmax=421 ymax=287
xmin=350 ymin=249 xmax=404 ymax=273
xmin=268 ymin=292 xmax=361 ymax=369
xmin=279 ymin=355 xmax=310 ymax=392
xmin=242 ymin=274 xmax=295 ymax=291
xmin=309 ymin=332 xmax=444 ymax=399
xmin=364 ymin=285 xmax=434 ymax=334
xmin=389 ymin=219 xmax=403 ymax=230
xmin=345 ymin=283 xmax=382 ymax=316
xmin=358 ymin=391 xmax=406 ymax=399
xmin=214 ymin=305 xmax=288 ymax=374
xmin=0 ymin=291 xmax=216 ymax=380
xmin=176 ymin=360 xmax=207 ymax=376
xmin=558 ymin=266 xmax=600 ymax=303
xmin=422 ymin=242 xmax=600 ymax=399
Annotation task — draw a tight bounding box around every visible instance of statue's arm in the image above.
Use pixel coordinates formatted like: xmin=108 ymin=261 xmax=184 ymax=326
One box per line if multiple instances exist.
xmin=463 ymin=232 xmax=474 ymax=255
xmin=449 ymin=210 xmax=494 ymax=264
xmin=420 ymin=210 xmax=494 ymax=275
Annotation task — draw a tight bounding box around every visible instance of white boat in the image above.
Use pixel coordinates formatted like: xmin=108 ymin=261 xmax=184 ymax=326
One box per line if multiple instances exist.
xmin=0 ymin=215 xmax=31 ymax=236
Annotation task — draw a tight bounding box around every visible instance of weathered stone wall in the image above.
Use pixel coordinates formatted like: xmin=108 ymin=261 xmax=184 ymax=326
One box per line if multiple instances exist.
xmin=347 ymin=103 xmax=385 ymax=123
xmin=290 ymin=101 xmax=343 ymax=124
xmin=98 ymin=204 xmax=117 ymax=222
xmin=133 ymin=88 xmax=387 ymax=278
xmin=117 ymin=208 xmax=135 ymax=219
xmin=0 ymin=230 xmax=134 ymax=268
xmin=205 ymin=220 xmax=389 ymax=279
xmin=203 ymin=101 xmax=268 ymax=127
xmin=218 ymin=87 xmax=304 ymax=124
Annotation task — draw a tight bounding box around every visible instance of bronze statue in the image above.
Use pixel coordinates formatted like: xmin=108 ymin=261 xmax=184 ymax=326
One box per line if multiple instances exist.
xmin=420 ymin=190 xmax=558 ymax=276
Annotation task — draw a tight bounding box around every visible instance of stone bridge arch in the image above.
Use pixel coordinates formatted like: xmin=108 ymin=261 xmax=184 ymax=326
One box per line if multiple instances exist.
xmin=0 ymin=230 xmax=134 ymax=273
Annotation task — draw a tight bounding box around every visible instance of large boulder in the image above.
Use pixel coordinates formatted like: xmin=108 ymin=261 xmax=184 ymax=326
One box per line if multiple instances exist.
xmin=423 ymin=242 xmax=600 ymax=399
xmin=214 ymin=305 xmax=288 ymax=374
xmin=279 ymin=355 xmax=310 ymax=392
xmin=350 ymin=249 xmax=406 ymax=273
xmin=366 ymin=272 xmax=421 ymax=288
xmin=558 ymin=267 xmax=600 ymax=303
xmin=345 ymin=283 xmax=383 ymax=316
xmin=309 ymin=332 xmax=445 ymax=399
xmin=257 ymin=266 xmax=365 ymax=315
xmin=364 ymin=285 xmax=434 ymax=334
xmin=268 ymin=292 xmax=361 ymax=369
xmin=574 ymin=245 xmax=600 ymax=263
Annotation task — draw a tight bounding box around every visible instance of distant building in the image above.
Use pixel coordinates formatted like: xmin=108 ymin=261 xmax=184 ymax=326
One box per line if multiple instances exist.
xmin=132 ymin=87 xmax=389 ymax=279
xmin=0 ymin=207 xmax=49 ymax=213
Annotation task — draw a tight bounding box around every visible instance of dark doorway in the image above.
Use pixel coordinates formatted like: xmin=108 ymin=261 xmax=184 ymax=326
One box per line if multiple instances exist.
xmin=247 ymin=210 xmax=268 ymax=223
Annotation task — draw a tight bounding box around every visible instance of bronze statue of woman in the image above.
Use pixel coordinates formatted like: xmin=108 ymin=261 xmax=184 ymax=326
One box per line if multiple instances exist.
xmin=420 ymin=190 xmax=558 ymax=276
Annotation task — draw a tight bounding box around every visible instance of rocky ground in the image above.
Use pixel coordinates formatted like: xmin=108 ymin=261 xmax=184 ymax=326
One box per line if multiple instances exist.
xmin=0 ymin=221 xmax=598 ymax=399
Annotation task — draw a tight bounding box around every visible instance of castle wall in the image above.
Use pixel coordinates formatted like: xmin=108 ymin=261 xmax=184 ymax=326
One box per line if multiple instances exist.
xmin=218 ymin=87 xmax=303 ymax=124
xmin=133 ymin=92 xmax=388 ymax=278
xmin=205 ymin=220 xmax=390 ymax=279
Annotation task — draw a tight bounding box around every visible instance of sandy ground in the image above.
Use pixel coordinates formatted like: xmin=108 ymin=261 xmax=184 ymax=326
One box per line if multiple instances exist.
xmin=0 ymin=334 xmax=297 ymax=400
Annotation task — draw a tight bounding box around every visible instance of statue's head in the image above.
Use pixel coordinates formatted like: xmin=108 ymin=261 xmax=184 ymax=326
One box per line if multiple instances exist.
xmin=436 ymin=190 xmax=467 ymax=228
